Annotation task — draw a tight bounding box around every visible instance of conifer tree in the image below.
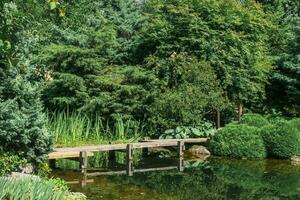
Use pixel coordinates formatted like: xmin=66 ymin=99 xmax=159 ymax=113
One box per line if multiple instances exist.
xmin=0 ymin=1 xmax=52 ymax=165
xmin=0 ymin=62 xmax=52 ymax=165
xmin=271 ymin=18 xmax=300 ymax=115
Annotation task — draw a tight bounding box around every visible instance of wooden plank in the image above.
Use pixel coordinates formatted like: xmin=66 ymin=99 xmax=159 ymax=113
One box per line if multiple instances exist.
xmin=87 ymin=171 xmax=127 ymax=176
xmin=48 ymin=138 xmax=208 ymax=160
xmin=66 ymin=179 xmax=94 ymax=184
xmin=140 ymin=138 xmax=208 ymax=143
xmin=86 ymin=166 xmax=178 ymax=177
xmin=52 ymin=138 xmax=207 ymax=152
xmin=134 ymin=166 xmax=177 ymax=173
xmin=48 ymin=152 xmax=94 ymax=159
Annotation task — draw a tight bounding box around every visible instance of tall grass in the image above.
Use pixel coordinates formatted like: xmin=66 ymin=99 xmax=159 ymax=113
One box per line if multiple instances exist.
xmin=46 ymin=111 xmax=145 ymax=147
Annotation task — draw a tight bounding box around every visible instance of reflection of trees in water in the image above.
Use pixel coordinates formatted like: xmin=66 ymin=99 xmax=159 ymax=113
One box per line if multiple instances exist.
xmin=111 ymin=158 xmax=300 ymax=200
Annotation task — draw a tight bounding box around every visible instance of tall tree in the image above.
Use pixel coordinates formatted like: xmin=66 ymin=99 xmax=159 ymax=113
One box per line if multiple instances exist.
xmin=259 ymin=0 xmax=300 ymax=115
xmin=269 ymin=17 xmax=300 ymax=115
xmin=138 ymin=0 xmax=275 ymax=111
xmin=38 ymin=0 xmax=147 ymax=115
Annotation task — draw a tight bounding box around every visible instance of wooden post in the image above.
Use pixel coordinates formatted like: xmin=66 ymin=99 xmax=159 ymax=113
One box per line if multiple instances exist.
xmin=142 ymin=137 xmax=149 ymax=157
xmin=178 ymin=141 xmax=184 ymax=157
xmin=81 ymin=169 xmax=87 ymax=187
xmin=80 ymin=151 xmax=88 ymax=173
xmin=126 ymin=144 xmax=133 ymax=176
xmin=127 ymin=160 xmax=133 ymax=176
xmin=49 ymin=159 xmax=56 ymax=169
xmin=216 ymin=110 xmax=221 ymax=129
xmin=178 ymin=156 xmax=184 ymax=172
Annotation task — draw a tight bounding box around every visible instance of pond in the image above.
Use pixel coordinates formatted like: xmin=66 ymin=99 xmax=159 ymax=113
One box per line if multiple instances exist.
xmin=52 ymin=154 xmax=300 ymax=200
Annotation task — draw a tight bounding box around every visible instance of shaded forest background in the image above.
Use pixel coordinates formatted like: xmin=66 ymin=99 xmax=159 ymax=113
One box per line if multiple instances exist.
xmin=0 ymin=0 xmax=299 ymax=137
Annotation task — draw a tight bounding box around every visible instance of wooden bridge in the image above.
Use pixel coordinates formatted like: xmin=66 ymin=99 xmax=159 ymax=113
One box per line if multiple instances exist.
xmin=48 ymin=138 xmax=208 ymax=176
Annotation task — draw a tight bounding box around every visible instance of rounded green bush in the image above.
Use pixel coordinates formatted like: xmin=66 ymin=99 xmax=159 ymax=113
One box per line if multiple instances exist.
xmin=289 ymin=118 xmax=300 ymax=132
xmin=261 ymin=121 xmax=300 ymax=159
xmin=209 ymin=124 xmax=266 ymax=159
xmin=240 ymin=114 xmax=270 ymax=127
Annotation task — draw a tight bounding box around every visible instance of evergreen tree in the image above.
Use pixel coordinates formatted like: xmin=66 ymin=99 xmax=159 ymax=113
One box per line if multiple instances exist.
xmin=259 ymin=0 xmax=300 ymax=115
xmin=0 ymin=1 xmax=52 ymax=165
xmin=100 ymin=0 xmax=146 ymax=64
xmin=39 ymin=0 xmax=147 ymax=115
xmin=0 ymin=65 xmax=53 ymax=165
xmin=271 ymin=17 xmax=300 ymax=115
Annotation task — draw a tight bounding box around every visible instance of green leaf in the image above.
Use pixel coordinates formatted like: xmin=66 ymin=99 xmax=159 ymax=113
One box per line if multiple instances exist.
xmin=49 ymin=2 xmax=57 ymax=10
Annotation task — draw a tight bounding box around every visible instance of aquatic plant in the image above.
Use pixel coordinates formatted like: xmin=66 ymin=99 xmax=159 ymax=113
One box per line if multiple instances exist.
xmin=46 ymin=111 xmax=144 ymax=147
xmin=0 ymin=177 xmax=86 ymax=200
xmin=0 ymin=177 xmax=66 ymax=200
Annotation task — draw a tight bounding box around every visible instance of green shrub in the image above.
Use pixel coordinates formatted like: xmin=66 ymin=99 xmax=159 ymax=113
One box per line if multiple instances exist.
xmin=160 ymin=122 xmax=216 ymax=139
xmin=289 ymin=118 xmax=300 ymax=131
xmin=240 ymin=114 xmax=270 ymax=127
xmin=147 ymin=56 xmax=225 ymax=134
xmin=37 ymin=163 xmax=52 ymax=178
xmin=261 ymin=121 xmax=300 ymax=159
xmin=0 ymin=67 xmax=53 ymax=165
xmin=209 ymin=124 xmax=266 ymax=159
xmin=0 ymin=154 xmax=27 ymax=176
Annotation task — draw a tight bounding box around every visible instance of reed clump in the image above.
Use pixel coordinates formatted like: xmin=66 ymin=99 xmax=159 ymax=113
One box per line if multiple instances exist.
xmin=46 ymin=111 xmax=145 ymax=147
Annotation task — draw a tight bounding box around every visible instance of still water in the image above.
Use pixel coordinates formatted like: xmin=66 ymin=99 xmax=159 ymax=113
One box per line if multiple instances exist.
xmin=52 ymin=154 xmax=300 ymax=200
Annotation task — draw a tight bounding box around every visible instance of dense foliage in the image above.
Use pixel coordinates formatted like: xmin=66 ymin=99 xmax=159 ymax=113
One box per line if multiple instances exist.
xmin=261 ymin=121 xmax=300 ymax=158
xmin=0 ymin=0 xmax=299 ymax=152
xmin=240 ymin=113 xmax=270 ymax=127
xmin=0 ymin=1 xmax=52 ymax=164
xmin=209 ymin=124 xmax=266 ymax=159
xmin=0 ymin=154 xmax=27 ymax=176
xmin=0 ymin=177 xmax=86 ymax=200
xmin=210 ymin=114 xmax=300 ymax=159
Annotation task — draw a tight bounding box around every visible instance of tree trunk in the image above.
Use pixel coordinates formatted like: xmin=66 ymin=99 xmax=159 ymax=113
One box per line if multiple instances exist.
xmin=237 ymin=103 xmax=243 ymax=121
xmin=216 ymin=110 xmax=221 ymax=129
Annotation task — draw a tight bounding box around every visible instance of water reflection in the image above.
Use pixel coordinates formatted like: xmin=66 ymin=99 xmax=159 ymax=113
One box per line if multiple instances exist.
xmin=53 ymin=157 xmax=300 ymax=200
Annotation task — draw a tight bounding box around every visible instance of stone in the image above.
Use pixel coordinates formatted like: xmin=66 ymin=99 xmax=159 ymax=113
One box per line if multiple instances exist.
xmin=10 ymin=172 xmax=40 ymax=180
xmin=291 ymin=156 xmax=300 ymax=165
xmin=21 ymin=164 xmax=34 ymax=174
xmin=187 ymin=146 xmax=211 ymax=157
xmin=66 ymin=192 xmax=87 ymax=199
